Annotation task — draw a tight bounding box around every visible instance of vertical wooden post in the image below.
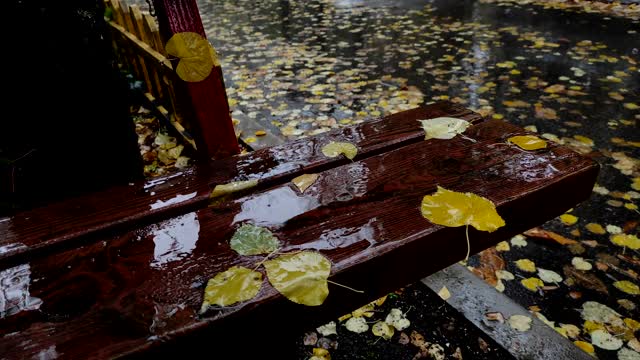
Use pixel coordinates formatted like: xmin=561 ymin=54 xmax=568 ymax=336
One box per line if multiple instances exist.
xmin=152 ymin=0 xmax=239 ymax=159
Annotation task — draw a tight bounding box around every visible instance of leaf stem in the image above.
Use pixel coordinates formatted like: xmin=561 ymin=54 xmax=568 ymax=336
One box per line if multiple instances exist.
xmin=327 ymin=280 xmax=364 ymax=293
xmin=253 ymin=247 xmax=280 ymax=271
xmin=465 ymin=224 xmax=471 ymax=262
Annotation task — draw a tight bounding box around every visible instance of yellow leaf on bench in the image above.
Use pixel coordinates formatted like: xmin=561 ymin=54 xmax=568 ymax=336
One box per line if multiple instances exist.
xmin=201 ymin=266 xmax=262 ymax=310
xmin=420 ymin=186 xmax=505 ymax=232
xmin=264 ymin=251 xmax=331 ymax=306
xmin=321 ymin=142 xmax=358 ymax=160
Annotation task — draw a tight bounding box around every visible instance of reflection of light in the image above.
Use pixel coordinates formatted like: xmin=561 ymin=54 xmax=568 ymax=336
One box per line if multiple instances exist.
xmin=233 ymin=187 xmax=320 ymax=226
xmin=34 ymin=345 xmax=58 ymax=360
xmin=150 ymin=192 xmax=197 ymax=210
xmin=150 ymin=213 xmax=200 ymax=268
xmin=298 ymin=217 xmax=380 ymax=250
xmin=0 ymin=264 xmax=42 ymax=319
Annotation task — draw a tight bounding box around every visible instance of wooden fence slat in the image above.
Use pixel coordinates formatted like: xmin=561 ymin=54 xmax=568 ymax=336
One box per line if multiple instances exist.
xmin=128 ymin=4 xmax=157 ymax=98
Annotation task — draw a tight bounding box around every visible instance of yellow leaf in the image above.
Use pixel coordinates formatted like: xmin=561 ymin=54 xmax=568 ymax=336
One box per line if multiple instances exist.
xmin=573 ymin=135 xmax=594 ymax=146
xmin=372 ymin=321 xmax=395 ymax=340
xmin=165 ymin=32 xmax=218 ymax=82
xmin=611 ymin=234 xmax=640 ymax=250
xmin=632 ymin=177 xmax=640 ymax=191
xmin=312 ymin=348 xmax=331 ymax=360
xmin=495 ymin=241 xmax=510 ymax=251
xmin=508 ymin=135 xmax=548 ymax=150
xmin=201 ymin=266 xmax=262 ymax=310
xmin=292 ymin=174 xmax=319 ymax=193
xmin=437 ymin=286 xmax=451 ymax=300
xmin=210 ymin=179 xmax=258 ymax=200
xmin=544 ymin=84 xmax=566 ymax=94
xmin=255 ymin=130 xmax=267 ymax=137
xmin=496 ymin=61 xmax=517 ymax=68
xmin=613 ymin=280 xmax=640 ymax=295
xmin=560 ymin=214 xmax=579 ymax=226
xmin=521 ymin=277 xmax=544 ymax=291
xmin=625 ymin=318 xmax=640 ymax=332
xmin=574 ymin=341 xmax=595 ymax=355
xmin=244 ymin=137 xmax=257 ymax=143
xmin=584 ymin=320 xmax=606 ymax=334
xmin=321 ymin=142 xmax=358 ymax=160
xmin=418 ymin=117 xmax=472 ymax=140
xmin=420 ymin=186 xmax=505 ymax=232
xmin=624 ymin=103 xmax=639 ymax=110
xmin=625 ymin=203 xmax=638 ymax=210
xmin=263 ymin=251 xmax=331 ymax=306
xmin=585 ymin=223 xmax=606 ymax=235
xmin=503 ymin=100 xmax=529 ymax=108
xmin=516 ymin=259 xmax=537 ymax=273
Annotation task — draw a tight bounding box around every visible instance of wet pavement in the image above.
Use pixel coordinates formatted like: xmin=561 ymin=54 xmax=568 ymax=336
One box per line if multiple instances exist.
xmin=197 ymin=0 xmax=640 ymax=358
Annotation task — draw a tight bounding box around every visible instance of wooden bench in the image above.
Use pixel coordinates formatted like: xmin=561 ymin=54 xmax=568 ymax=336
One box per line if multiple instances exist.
xmin=0 ymin=102 xmax=598 ymax=358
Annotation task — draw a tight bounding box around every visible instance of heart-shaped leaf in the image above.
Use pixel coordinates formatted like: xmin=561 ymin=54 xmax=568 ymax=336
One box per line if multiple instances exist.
xmin=201 ymin=266 xmax=262 ymax=310
xmin=508 ymin=135 xmax=548 ymax=150
xmin=418 ymin=117 xmax=471 ymax=140
xmin=263 ymin=251 xmax=331 ymax=306
xmin=210 ymin=179 xmax=258 ymax=200
xmin=230 ymin=224 xmax=281 ymax=256
xmin=321 ymin=142 xmax=358 ymax=160
xmin=420 ymin=186 xmax=505 ymax=232
xmin=166 ymin=32 xmax=219 ymax=82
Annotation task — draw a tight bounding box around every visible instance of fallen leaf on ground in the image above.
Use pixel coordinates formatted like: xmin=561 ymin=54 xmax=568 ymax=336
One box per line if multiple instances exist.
xmin=437 ymin=286 xmax=451 ymax=300
xmin=591 ymin=329 xmax=623 ymax=350
xmin=508 ymin=135 xmax=548 ymax=150
xmin=564 ymin=266 xmax=608 ymax=294
xmin=321 ymin=142 xmax=358 ymax=160
xmin=385 ymin=308 xmax=411 ymax=331
xmin=485 ymin=312 xmax=505 ymax=323
xmin=200 ymin=266 xmax=262 ymax=311
xmin=611 ymin=234 xmax=640 ymax=250
xmin=618 ymin=347 xmax=640 ymax=360
xmin=508 ymin=314 xmax=532 ymax=331
xmin=560 ymin=214 xmax=579 ymax=226
xmin=372 ymin=321 xmax=395 ymax=340
xmin=469 ymin=248 xmax=505 ymax=286
xmin=524 ymin=228 xmax=578 ymax=245
xmin=586 ymin=223 xmax=606 ymax=234
xmin=317 ymin=322 xmax=337 ymax=336
xmin=230 ymin=224 xmax=280 ymax=256
xmin=614 ymin=280 xmax=640 ymax=295
xmin=516 ymin=259 xmax=537 ymax=273
xmin=496 ymin=241 xmax=510 ymax=251
xmin=418 ymin=117 xmax=471 ymax=140
xmin=344 ymin=317 xmax=369 ymax=333
xmin=310 ymin=347 xmax=331 ymax=360
xmin=292 ymin=173 xmax=319 ymax=193
xmin=538 ymin=268 xmax=563 ymax=283
xmin=511 ymin=235 xmax=528 ymax=247
xmin=521 ymin=277 xmax=544 ymax=291
xmin=263 ymin=251 xmax=331 ymax=306
xmin=574 ymin=341 xmax=595 ymax=355
xmin=572 ymin=257 xmax=593 ymax=271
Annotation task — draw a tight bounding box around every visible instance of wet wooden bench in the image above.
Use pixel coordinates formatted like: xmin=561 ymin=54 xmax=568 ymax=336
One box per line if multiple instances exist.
xmin=0 ymin=102 xmax=598 ymax=359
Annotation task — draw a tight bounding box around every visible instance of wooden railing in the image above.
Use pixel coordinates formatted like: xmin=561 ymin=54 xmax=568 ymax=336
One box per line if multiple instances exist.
xmin=105 ymin=0 xmax=197 ymax=149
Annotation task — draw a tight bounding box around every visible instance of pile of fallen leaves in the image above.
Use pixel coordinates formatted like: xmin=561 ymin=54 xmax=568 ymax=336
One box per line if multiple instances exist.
xmin=131 ymin=106 xmax=191 ymax=177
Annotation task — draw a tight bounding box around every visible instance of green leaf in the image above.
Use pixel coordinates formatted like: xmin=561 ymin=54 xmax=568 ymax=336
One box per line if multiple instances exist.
xmin=230 ymin=224 xmax=281 ymax=256
xmin=263 ymin=251 xmax=331 ymax=306
xmin=201 ymin=266 xmax=262 ymax=310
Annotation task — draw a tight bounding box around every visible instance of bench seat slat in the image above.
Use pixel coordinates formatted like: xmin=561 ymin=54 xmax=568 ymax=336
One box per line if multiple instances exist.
xmin=0 ymin=103 xmax=481 ymax=265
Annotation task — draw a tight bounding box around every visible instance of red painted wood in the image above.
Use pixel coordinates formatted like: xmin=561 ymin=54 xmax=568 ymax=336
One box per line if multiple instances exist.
xmin=0 ymin=103 xmax=480 ymax=265
xmin=0 ymin=119 xmax=598 ymax=359
xmin=152 ymin=0 xmax=239 ymax=159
